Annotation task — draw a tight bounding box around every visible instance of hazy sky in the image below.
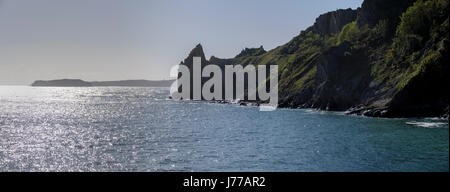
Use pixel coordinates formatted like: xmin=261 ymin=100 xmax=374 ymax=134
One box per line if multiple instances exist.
xmin=0 ymin=0 xmax=363 ymax=85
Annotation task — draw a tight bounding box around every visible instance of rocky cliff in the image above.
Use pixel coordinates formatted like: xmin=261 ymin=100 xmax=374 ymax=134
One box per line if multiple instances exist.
xmin=178 ymin=0 xmax=449 ymax=118
xmin=309 ymin=8 xmax=358 ymax=35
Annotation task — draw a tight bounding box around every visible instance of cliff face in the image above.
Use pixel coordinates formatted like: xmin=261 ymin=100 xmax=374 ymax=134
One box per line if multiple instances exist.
xmin=310 ymin=8 xmax=358 ymax=35
xmin=357 ymin=0 xmax=416 ymax=28
xmin=178 ymin=44 xmax=211 ymax=99
xmin=178 ymin=0 xmax=449 ymax=118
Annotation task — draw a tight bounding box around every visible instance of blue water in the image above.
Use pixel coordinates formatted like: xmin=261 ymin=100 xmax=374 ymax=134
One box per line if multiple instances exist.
xmin=0 ymin=86 xmax=448 ymax=172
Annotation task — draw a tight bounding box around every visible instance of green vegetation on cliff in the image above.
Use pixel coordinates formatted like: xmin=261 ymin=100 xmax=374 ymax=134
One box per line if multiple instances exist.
xmin=181 ymin=0 xmax=448 ymax=117
xmin=337 ymin=21 xmax=361 ymax=45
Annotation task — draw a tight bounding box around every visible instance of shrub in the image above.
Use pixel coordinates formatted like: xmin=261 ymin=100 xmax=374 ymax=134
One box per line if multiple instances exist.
xmin=337 ymin=21 xmax=360 ymax=45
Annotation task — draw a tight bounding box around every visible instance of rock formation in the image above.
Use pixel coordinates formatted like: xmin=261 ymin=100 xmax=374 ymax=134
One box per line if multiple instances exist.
xmin=178 ymin=0 xmax=449 ymax=118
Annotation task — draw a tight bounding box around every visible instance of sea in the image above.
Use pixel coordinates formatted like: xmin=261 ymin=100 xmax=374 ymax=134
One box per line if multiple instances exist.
xmin=0 ymin=86 xmax=448 ymax=172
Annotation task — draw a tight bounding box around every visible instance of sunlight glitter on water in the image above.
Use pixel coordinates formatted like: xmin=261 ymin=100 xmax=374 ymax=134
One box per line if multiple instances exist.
xmin=0 ymin=86 xmax=448 ymax=172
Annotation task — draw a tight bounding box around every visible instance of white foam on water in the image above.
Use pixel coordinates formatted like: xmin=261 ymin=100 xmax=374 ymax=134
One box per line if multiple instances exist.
xmin=406 ymin=121 xmax=448 ymax=128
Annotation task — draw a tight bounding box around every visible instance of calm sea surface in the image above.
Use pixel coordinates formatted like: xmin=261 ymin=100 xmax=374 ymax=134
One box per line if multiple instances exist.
xmin=0 ymin=86 xmax=448 ymax=171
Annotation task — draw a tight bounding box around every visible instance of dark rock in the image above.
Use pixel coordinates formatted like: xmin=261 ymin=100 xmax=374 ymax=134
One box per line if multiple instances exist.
xmin=236 ymin=46 xmax=266 ymax=57
xmin=307 ymin=42 xmax=372 ymax=111
xmin=310 ymin=8 xmax=358 ymax=35
xmin=356 ymin=0 xmax=416 ymax=28
xmin=443 ymin=106 xmax=449 ymax=119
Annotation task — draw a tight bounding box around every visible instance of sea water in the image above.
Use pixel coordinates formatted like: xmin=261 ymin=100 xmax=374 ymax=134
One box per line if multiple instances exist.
xmin=0 ymin=86 xmax=448 ymax=171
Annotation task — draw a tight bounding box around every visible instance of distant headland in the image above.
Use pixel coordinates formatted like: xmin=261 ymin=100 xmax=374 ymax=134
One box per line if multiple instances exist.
xmin=31 ymin=79 xmax=174 ymax=87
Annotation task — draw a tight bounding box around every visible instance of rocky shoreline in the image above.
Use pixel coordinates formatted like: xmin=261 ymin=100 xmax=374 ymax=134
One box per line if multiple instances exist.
xmin=214 ymin=99 xmax=449 ymax=119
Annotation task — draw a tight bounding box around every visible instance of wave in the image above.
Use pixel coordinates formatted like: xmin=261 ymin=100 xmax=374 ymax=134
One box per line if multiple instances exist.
xmin=405 ymin=121 xmax=448 ymax=128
